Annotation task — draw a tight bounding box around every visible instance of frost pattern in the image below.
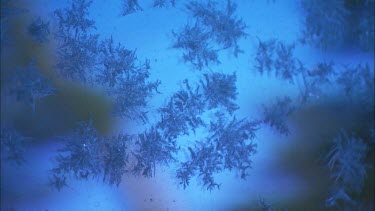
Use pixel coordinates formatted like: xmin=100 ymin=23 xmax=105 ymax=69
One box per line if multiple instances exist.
xmin=152 ymin=0 xmax=176 ymax=8
xmin=8 ymin=62 xmax=56 ymax=111
xmin=254 ymin=39 xmax=298 ymax=83
xmin=28 ymin=17 xmax=50 ymax=44
xmin=157 ymin=79 xmax=206 ymax=139
xmin=301 ymin=0 xmax=374 ymax=51
xmin=0 ymin=128 xmax=28 ymax=165
xmin=50 ymin=120 xmax=130 ymax=190
xmin=121 ymin=0 xmax=143 ymax=16
xmin=172 ymin=23 xmax=219 ymax=70
xmin=176 ymin=113 xmax=259 ymax=190
xmin=54 ymin=0 xmax=99 ymax=84
xmin=324 ymin=129 xmax=369 ymax=208
xmin=262 ymin=96 xmax=295 ymax=136
xmin=200 ymin=72 xmax=238 ymax=114
xmin=186 ymin=0 xmax=247 ymax=56
xmin=172 ymin=0 xmax=246 ymax=70
xmin=97 ymin=37 xmax=160 ymax=121
xmin=132 ymin=127 xmax=178 ymax=177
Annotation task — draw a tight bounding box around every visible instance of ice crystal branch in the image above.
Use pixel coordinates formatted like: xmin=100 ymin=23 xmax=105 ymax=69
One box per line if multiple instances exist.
xmin=301 ymin=0 xmax=349 ymax=50
xmin=50 ymin=120 xmax=130 ymax=190
xmin=121 ymin=0 xmax=143 ymax=16
xmin=186 ymin=0 xmax=247 ymax=56
xmin=301 ymin=0 xmax=374 ymax=51
xmin=324 ymin=129 xmax=369 ymax=208
xmin=132 ymin=127 xmax=178 ymax=177
xmin=177 ymin=141 xmax=222 ymax=191
xmin=200 ymin=72 xmax=238 ymax=114
xmin=254 ymin=39 xmax=299 ymax=83
xmin=172 ymin=23 xmax=219 ymax=70
xmin=8 ymin=62 xmax=56 ymax=111
xmin=102 ymin=134 xmax=130 ymax=186
xmin=299 ymin=60 xmax=336 ymax=105
xmin=153 ymin=0 xmax=176 ymax=8
xmin=28 ymin=17 xmax=50 ymax=44
xmin=54 ymin=0 xmax=99 ymax=84
xmin=172 ymin=0 xmax=246 ymax=70
xmin=177 ymin=113 xmax=259 ymax=190
xmin=0 ymin=128 xmax=28 ymax=165
xmin=157 ymin=79 xmax=206 ymax=139
xmin=98 ymin=36 xmax=160 ymax=121
xmin=336 ymin=63 xmax=374 ymax=102
xmin=254 ymin=39 xmax=277 ymax=75
xmin=262 ymin=96 xmax=295 ymax=136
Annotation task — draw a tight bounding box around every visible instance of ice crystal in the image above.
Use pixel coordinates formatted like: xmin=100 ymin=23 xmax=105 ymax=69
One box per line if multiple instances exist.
xmin=177 ymin=114 xmax=259 ymax=190
xmin=301 ymin=0 xmax=374 ymax=51
xmin=186 ymin=0 xmax=247 ymax=56
xmin=299 ymin=60 xmax=336 ymax=104
xmin=28 ymin=17 xmax=50 ymax=44
xmin=8 ymin=62 xmax=56 ymax=111
xmin=200 ymin=72 xmax=239 ymax=114
xmin=98 ymin=37 xmax=160 ymax=121
xmin=0 ymin=128 xmax=28 ymax=165
xmin=152 ymin=0 xmax=176 ymax=8
xmin=172 ymin=0 xmax=246 ymax=69
xmin=262 ymin=96 xmax=294 ymax=136
xmin=172 ymin=23 xmax=219 ymax=70
xmin=336 ymin=63 xmax=374 ymax=106
xmin=274 ymin=42 xmax=297 ymax=83
xmin=50 ymin=120 xmax=131 ymax=189
xmin=301 ymin=0 xmax=349 ymax=50
xmin=254 ymin=39 xmax=299 ymax=83
xmin=254 ymin=39 xmax=277 ymax=75
xmin=52 ymin=120 xmax=102 ymax=181
xmin=209 ymin=115 xmax=259 ymax=178
xmin=157 ymin=79 xmax=206 ymax=139
xmin=132 ymin=127 xmax=178 ymax=177
xmin=102 ymin=134 xmax=129 ymax=186
xmin=54 ymin=0 xmax=99 ymax=84
xmin=177 ymin=141 xmax=222 ymax=191
xmin=121 ymin=0 xmax=143 ymax=16
xmin=324 ymin=129 xmax=369 ymax=208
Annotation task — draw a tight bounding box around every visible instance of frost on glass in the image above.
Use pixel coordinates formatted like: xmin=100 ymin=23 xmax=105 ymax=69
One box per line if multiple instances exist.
xmin=0 ymin=128 xmax=28 ymax=165
xmin=262 ymin=96 xmax=295 ymax=136
xmin=132 ymin=127 xmax=178 ymax=177
xmin=301 ymin=0 xmax=349 ymax=50
xmin=324 ymin=129 xmax=369 ymax=209
xmin=28 ymin=17 xmax=50 ymax=44
xmin=102 ymin=134 xmax=129 ymax=186
xmin=273 ymin=42 xmax=298 ymax=84
xmin=254 ymin=39 xmax=299 ymax=83
xmin=172 ymin=0 xmax=246 ymax=70
xmin=157 ymin=79 xmax=206 ymax=139
xmin=54 ymin=0 xmax=99 ymax=84
xmin=51 ymin=120 xmax=102 ymax=186
xmin=152 ymin=0 xmax=176 ymax=8
xmin=176 ymin=141 xmax=222 ymax=191
xmin=336 ymin=63 xmax=374 ymax=102
xmin=301 ymin=0 xmax=374 ymax=51
xmin=8 ymin=62 xmax=56 ymax=111
xmin=254 ymin=39 xmax=277 ymax=75
xmin=98 ymin=37 xmax=160 ymax=121
xmin=200 ymin=72 xmax=239 ymax=114
xmin=177 ymin=113 xmax=259 ymax=190
xmin=172 ymin=23 xmax=219 ymax=71
xmin=299 ymin=60 xmax=336 ymax=105
xmin=50 ymin=120 xmax=130 ymax=190
xmin=186 ymin=0 xmax=247 ymax=56
xmin=121 ymin=0 xmax=143 ymax=16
